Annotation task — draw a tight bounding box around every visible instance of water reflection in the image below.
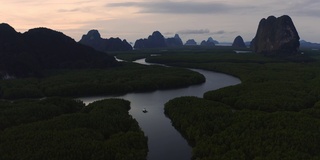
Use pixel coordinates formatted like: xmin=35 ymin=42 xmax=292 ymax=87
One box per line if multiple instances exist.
xmin=79 ymin=59 xmax=241 ymax=160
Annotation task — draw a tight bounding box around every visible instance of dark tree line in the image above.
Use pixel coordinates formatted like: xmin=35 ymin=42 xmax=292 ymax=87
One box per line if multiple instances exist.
xmin=0 ymin=98 xmax=148 ymax=160
xmin=0 ymin=63 xmax=205 ymax=99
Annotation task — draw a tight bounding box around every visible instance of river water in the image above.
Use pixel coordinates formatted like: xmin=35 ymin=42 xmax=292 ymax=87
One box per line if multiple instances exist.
xmin=79 ymin=59 xmax=241 ymax=160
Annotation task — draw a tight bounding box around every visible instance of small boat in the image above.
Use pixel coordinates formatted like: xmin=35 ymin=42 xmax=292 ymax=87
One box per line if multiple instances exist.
xmin=142 ymin=108 xmax=148 ymax=113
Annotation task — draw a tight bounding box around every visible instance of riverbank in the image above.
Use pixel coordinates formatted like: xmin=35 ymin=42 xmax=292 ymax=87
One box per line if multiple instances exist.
xmin=148 ymin=51 xmax=320 ymax=159
xmin=79 ymin=58 xmax=241 ymax=160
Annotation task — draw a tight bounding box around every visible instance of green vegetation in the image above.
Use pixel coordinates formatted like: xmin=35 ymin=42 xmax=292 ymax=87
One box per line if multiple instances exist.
xmin=0 ymin=98 xmax=148 ymax=160
xmin=148 ymin=51 xmax=320 ymax=112
xmin=165 ymin=97 xmax=320 ymax=160
xmin=0 ymin=97 xmax=84 ymax=130
xmin=0 ymin=62 xmax=204 ymax=99
xmin=150 ymin=48 xmax=320 ymax=159
xmin=3 ymin=46 xmax=320 ymax=159
xmin=113 ymin=51 xmax=150 ymax=61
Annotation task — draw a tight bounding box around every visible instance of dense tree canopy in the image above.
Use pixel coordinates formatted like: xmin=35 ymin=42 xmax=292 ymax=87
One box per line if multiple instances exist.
xmin=0 ymin=98 xmax=148 ymax=160
xmin=3 ymin=46 xmax=320 ymax=159
xmin=0 ymin=62 xmax=204 ymax=99
xmin=147 ymin=48 xmax=320 ymax=159
xmin=165 ymin=96 xmax=320 ymax=160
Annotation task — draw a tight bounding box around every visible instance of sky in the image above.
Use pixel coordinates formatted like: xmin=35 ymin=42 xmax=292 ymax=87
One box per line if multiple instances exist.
xmin=1 ymin=0 xmax=320 ymax=44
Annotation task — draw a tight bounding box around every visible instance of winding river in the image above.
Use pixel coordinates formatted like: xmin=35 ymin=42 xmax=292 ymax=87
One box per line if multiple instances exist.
xmin=79 ymin=59 xmax=241 ymax=160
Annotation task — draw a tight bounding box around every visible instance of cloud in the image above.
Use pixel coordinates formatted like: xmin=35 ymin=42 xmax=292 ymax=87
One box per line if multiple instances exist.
xmin=176 ymin=29 xmax=235 ymax=36
xmin=106 ymin=0 xmax=320 ymax=18
xmin=288 ymin=1 xmax=320 ymax=17
xmin=58 ymin=8 xmax=81 ymax=12
xmin=163 ymin=32 xmax=175 ymax=36
xmin=57 ymin=6 xmax=94 ymax=13
xmin=212 ymin=30 xmax=226 ymax=35
xmin=258 ymin=0 xmax=320 ymax=18
xmin=107 ymin=2 xmax=138 ymax=7
xmin=9 ymin=0 xmax=94 ymax=6
xmin=107 ymin=1 xmax=253 ymax=14
xmin=177 ymin=29 xmax=210 ymax=35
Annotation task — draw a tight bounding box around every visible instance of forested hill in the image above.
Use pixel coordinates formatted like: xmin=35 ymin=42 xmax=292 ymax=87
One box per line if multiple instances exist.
xmin=0 ymin=23 xmax=117 ymax=78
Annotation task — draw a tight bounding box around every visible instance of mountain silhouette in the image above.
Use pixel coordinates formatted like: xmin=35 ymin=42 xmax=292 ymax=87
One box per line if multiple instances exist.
xmin=251 ymin=15 xmax=300 ymax=55
xmin=79 ymin=30 xmax=132 ymax=52
xmin=134 ymin=31 xmax=167 ymax=49
xmin=0 ymin=23 xmax=116 ymax=78
xmin=232 ymin=35 xmax=246 ymax=48
xmin=166 ymin=34 xmax=183 ymax=47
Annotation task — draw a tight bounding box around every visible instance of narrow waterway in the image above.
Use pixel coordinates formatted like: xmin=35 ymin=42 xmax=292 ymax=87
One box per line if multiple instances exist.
xmin=79 ymin=59 xmax=241 ymax=160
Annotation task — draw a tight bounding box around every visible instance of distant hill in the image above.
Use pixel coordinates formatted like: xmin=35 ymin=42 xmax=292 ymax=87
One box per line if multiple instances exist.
xmin=185 ymin=39 xmax=197 ymax=45
xmin=134 ymin=31 xmax=167 ymax=49
xmin=0 ymin=23 xmax=116 ymax=78
xmin=166 ymin=34 xmax=183 ymax=47
xmin=207 ymin=37 xmax=219 ymax=44
xmin=232 ymin=35 xmax=246 ymax=48
xmin=200 ymin=37 xmax=216 ymax=46
xmin=300 ymin=40 xmax=320 ymax=49
xmin=79 ymin=30 xmax=132 ymax=52
xmin=200 ymin=40 xmax=215 ymax=46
